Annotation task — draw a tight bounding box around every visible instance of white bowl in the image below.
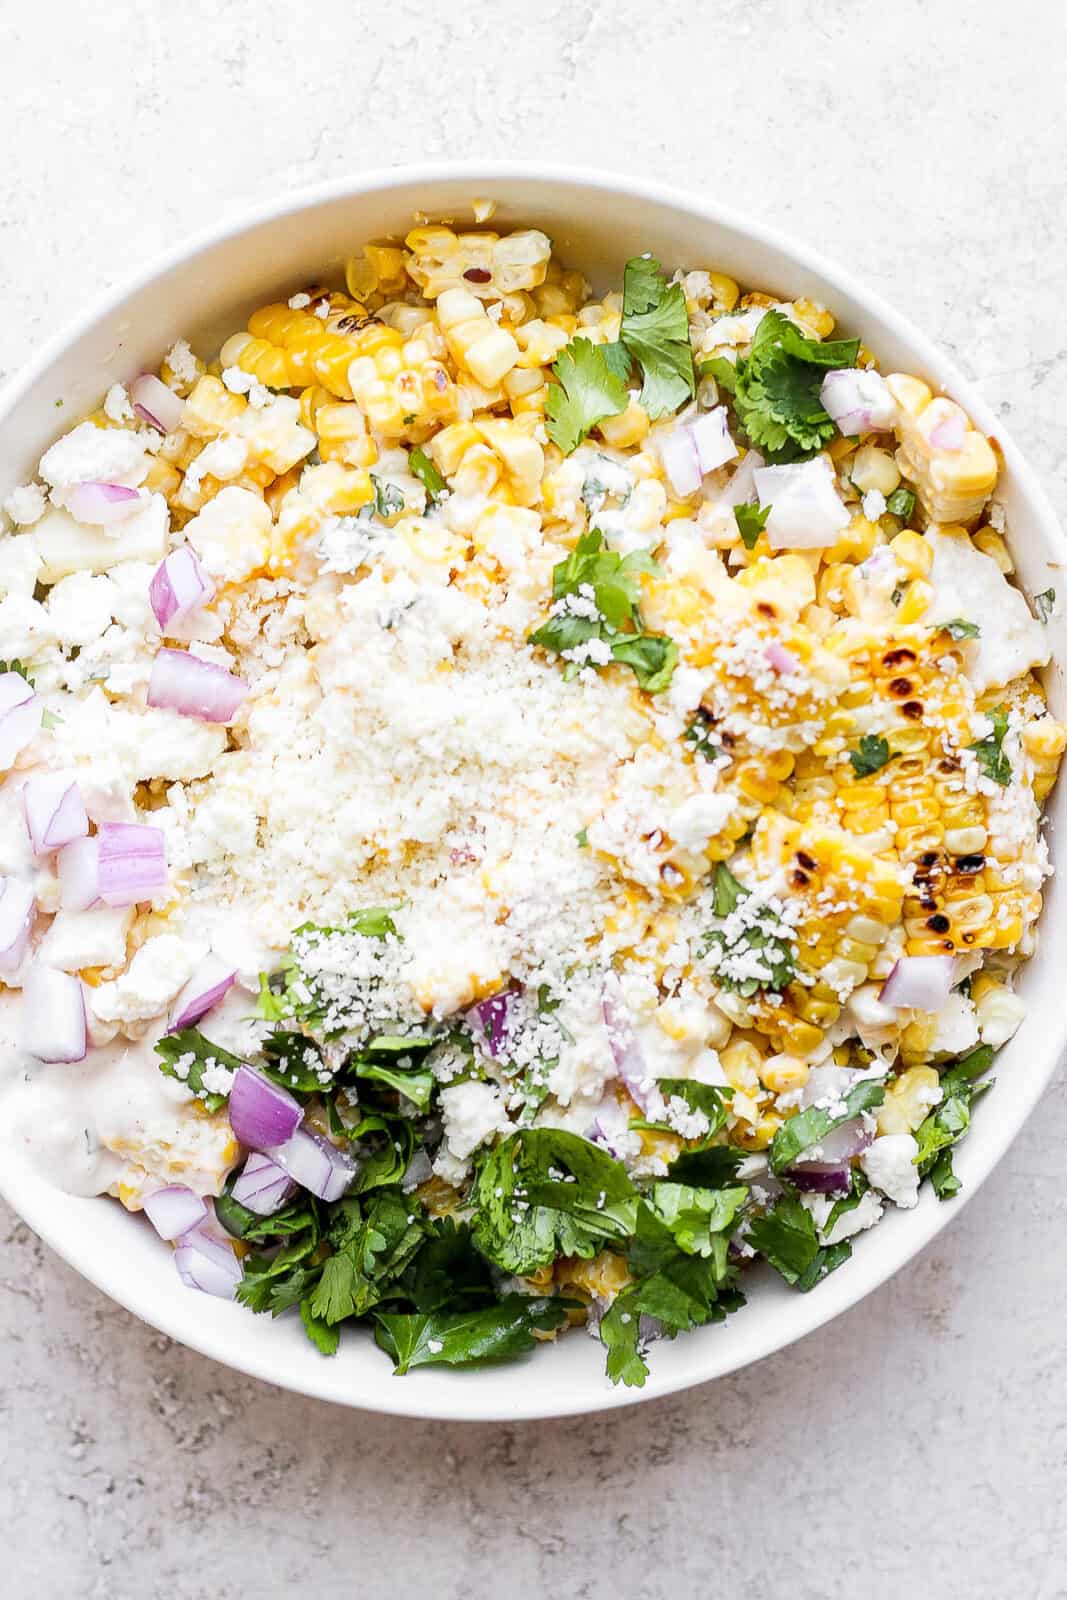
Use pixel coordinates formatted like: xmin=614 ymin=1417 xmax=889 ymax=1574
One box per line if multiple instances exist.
xmin=1 ymin=163 xmax=1064 ymax=1422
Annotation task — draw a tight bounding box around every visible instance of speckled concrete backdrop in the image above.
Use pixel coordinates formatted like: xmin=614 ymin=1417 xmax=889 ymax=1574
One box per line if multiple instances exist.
xmin=2 ymin=1 xmax=1066 ymax=1594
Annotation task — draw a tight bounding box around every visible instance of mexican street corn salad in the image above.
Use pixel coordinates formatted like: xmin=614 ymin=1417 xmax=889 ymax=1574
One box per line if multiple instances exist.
xmin=0 ymin=212 xmax=1062 ymax=1388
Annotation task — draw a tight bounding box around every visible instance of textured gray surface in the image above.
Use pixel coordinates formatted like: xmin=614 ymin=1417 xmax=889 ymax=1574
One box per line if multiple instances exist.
xmin=2 ymin=1 xmax=1067 ymax=1594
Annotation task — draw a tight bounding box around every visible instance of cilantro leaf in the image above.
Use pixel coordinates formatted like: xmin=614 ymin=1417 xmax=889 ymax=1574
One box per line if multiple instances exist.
xmin=0 ymin=659 xmax=33 ymax=685
xmin=401 ymin=1217 xmax=497 ymax=1314
xmin=968 ymin=706 xmax=1012 ymax=787
xmin=699 ymin=865 xmax=797 ymax=997
xmin=849 ymin=733 xmax=894 ymax=777
xmin=154 ymin=1029 xmax=242 ymax=1113
xmin=545 ymin=338 xmax=629 ymax=454
xmin=308 ymin=1188 xmax=425 ymax=1325
xmin=722 ymin=310 xmax=860 ymax=463
xmin=824 ymin=1169 xmax=870 ymax=1235
xmin=734 ymin=501 xmax=771 ymax=550
xmin=371 ymin=475 xmax=405 ymax=518
xmin=374 ymin=1296 xmax=569 ymax=1373
xmin=711 ymin=862 xmax=746 ymax=917
xmin=769 ymin=1078 xmax=886 ymax=1175
xmin=618 ymin=254 xmax=696 ymax=420
xmin=347 ymin=1034 xmax=437 ymax=1111
xmin=408 ymin=446 xmax=448 ymax=507
xmin=913 ymin=1044 xmax=995 ymax=1200
xmin=300 ymin=1298 xmax=340 ymax=1355
xmin=471 ymin=1129 xmax=639 ymax=1276
xmin=609 ymin=632 xmax=678 ymax=693
xmin=940 ymin=617 xmax=980 ymax=640
xmin=1035 ymin=588 xmax=1056 ymax=623
xmin=259 ymin=1030 xmax=333 ymax=1095
xmin=633 ymin=1080 xmax=733 ymax=1152
xmin=747 ymin=1193 xmax=853 ymax=1290
xmin=683 ymin=710 xmax=724 ymax=764
xmin=885 ymin=486 xmax=916 ymax=520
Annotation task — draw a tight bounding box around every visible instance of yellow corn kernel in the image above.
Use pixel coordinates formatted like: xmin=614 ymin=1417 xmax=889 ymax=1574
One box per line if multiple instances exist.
xmin=597 ymin=399 xmax=650 ymax=449
xmin=181 ymin=375 xmax=248 ymax=439
xmin=719 ymin=1038 xmax=763 ymax=1093
xmin=760 ymin=1055 xmax=811 ymax=1095
xmin=895 ymin=578 xmax=933 ymax=624
xmin=792 ymin=298 xmax=835 ymax=338
xmin=890 ymin=528 xmax=933 ymax=578
xmin=887 ymin=374 xmax=998 ymax=524
xmin=477 ymin=418 xmax=544 ymax=507
xmin=850 ymin=444 xmax=901 ymax=497
xmin=877 ymin=1065 xmax=941 ymax=1135
xmin=972 ymin=526 xmax=1013 ymax=573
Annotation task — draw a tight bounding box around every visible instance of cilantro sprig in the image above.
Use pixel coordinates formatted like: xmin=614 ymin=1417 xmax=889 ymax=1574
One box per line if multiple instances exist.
xmin=545 ymin=339 xmax=629 ymax=454
xmin=707 ymin=310 xmax=860 ymax=463
xmin=616 ymin=254 xmax=696 ymax=419
xmin=968 ymin=706 xmax=1012 ymax=787
xmin=528 ymin=529 xmax=677 ymax=692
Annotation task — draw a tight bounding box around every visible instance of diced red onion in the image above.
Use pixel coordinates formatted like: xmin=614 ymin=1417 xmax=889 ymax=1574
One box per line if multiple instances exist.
xmin=174 ymin=1223 xmax=243 ymax=1300
xmin=602 ymin=973 xmax=655 ymax=1114
xmin=764 ymin=641 xmax=799 ymax=675
xmin=787 ymin=1162 xmax=852 ymax=1194
xmin=268 ymin=1126 xmax=356 ymax=1202
xmin=131 ymin=373 xmax=185 ymax=434
xmin=753 ymin=456 xmax=850 ymax=549
xmin=147 ymin=648 xmax=248 ymax=724
xmin=929 ymin=412 xmax=966 ymax=451
xmin=879 ymin=954 xmax=956 ymax=1010
xmin=659 ymin=429 xmax=703 ymax=497
xmin=22 ymin=964 xmax=86 ymax=1062
xmin=97 ymin=821 xmax=167 ymax=907
xmin=0 ymin=672 xmax=39 ymax=769
xmin=691 ymin=406 xmax=738 ymax=473
xmin=66 ymin=482 xmax=144 ymax=525
xmin=228 ymin=1064 xmax=303 ymax=1151
xmin=0 ymin=877 xmax=35 ymax=973
xmin=231 ymin=1151 xmax=297 ymax=1215
xmin=724 ymin=448 xmax=764 ymax=507
xmin=143 ymin=1185 xmax=208 ymax=1241
xmin=819 ymin=368 xmax=896 ymax=437
xmin=57 ymin=836 xmax=101 ymax=912
xmin=169 ymin=953 xmax=237 ymax=1032
xmin=467 ymin=985 xmax=521 ymax=1058
xmin=22 ymin=772 xmax=88 ymax=855
xmin=150 ymin=548 xmax=215 ymax=632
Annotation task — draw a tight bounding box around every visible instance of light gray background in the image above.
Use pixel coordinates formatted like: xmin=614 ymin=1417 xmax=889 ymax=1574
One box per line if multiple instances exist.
xmin=2 ymin=1 xmax=1066 ymax=1595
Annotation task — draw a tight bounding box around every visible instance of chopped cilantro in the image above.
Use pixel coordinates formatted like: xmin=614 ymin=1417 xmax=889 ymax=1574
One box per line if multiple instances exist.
xmin=683 ymin=710 xmax=725 ymax=764
xmin=769 ymin=1077 xmax=886 ymax=1175
xmin=633 ymin=1080 xmax=733 ymax=1151
xmin=408 ymin=446 xmax=448 ymax=507
xmin=0 ymin=660 xmax=33 ymax=684
xmin=891 ymin=584 xmax=906 ymax=607
xmin=529 ymin=529 xmax=677 ymax=693
xmin=734 ymin=501 xmax=771 ymax=550
xmin=545 ymin=338 xmax=628 ymax=454
xmin=617 ymin=254 xmax=696 ymax=419
xmin=1035 ymin=588 xmax=1056 ymax=623
xmin=308 ymin=1189 xmax=425 ymax=1325
xmin=746 ymin=1193 xmax=853 ymax=1290
xmin=885 ymin=486 xmax=916 ymax=520
xmin=967 ymin=705 xmax=1012 ymax=787
xmin=717 ymin=310 xmax=860 ymax=463
xmin=575 ymin=826 xmax=589 ymax=847
xmin=699 ymin=863 xmax=797 ymax=997
xmin=940 ymin=617 xmax=980 ymax=640
xmin=913 ymin=1044 xmax=995 ymax=1201
xmin=375 ymin=1296 xmax=569 ymax=1373
xmin=849 ymin=733 xmax=894 ymax=777
xmin=824 ymin=1169 xmax=870 ymax=1235
xmin=155 ymin=1029 xmax=242 ymax=1112
xmin=371 ymin=475 xmax=405 ymax=518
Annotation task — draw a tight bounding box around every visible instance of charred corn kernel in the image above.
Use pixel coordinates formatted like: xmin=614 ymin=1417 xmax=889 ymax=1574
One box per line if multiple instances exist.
xmin=851 ymin=444 xmax=901 ymax=497
xmin=760 ymin=1054 xmax=811 ymax=1095
xmin=597 ymin=399 xmax=650 ymax=449
xmin=878 ymin=1065 xmax=941 ymax=1135
xmin=887 ymin=374 xmax=998 ymax=524
xmin=405 ymin=226 xmax=551 ymax=300
xmin=972 ymin=525 xmax=1013 ymax=573
xmin=889 ymin=529 xmax=933 ymax=579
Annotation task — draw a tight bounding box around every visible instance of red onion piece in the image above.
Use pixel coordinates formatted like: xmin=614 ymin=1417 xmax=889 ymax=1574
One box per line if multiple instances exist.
xmin=57 ymin=836 xmax=101 ymax=912
xmin=820 ymin=369 xmax=896 ymax=436
xmin=147 ymin=648 xmax=248 ymax=724
xmin=787 ymin=1162 xmax=852 ymax=1194
xmin=150 ymin=548 xmax=215 ymax=632
xmin=22 ymin=964 xmax=86 ymax=1062
xmin=268 ymin=1126 xmax=356 ymax=1202
xmin=169 ymin=954 xmax=237 ymax=1032
xmin=815 ymin=1117 xmax=872 ymax=1162
xmin=131 ymin=373 xmax=185 ymax=434
xmin=0 ymin=672 xmax=39 ymax=769
xmin=602 ymin=973 xmax=655 ymax=1115
xmin=231 ymin=1151 xmax=297 ymax=1215
xmin=174 ymin=1224 xmax=243 ymax=1300
xmin=66 ymin=482 xmax=143 ymax=525
xmin=96 ymin=821 xmax=167 ymax=907
xmin=929 ymin=413 xmax=965 ymax=451
xmin=22 ymin=772 xmax=88 ymax=855
xmin=228 ymin=1064 xmax=303 ymax=1151
xmin=659 ymin=429 xmax=703 ymax=497
xmin=879 ymin=954 xmax=956 ymax=1010
xmin=467 ymin=985 xmax=521 ymax=1058
xmin=0 ymin=877 xmax=35 ymax=973
xmin=691 ymin=406 xmax=738 ymax=473
xmin=764 ymin=641 xmax=799 ymax=675
xmin=143 ymin=1185 xmax=208 ymax=1241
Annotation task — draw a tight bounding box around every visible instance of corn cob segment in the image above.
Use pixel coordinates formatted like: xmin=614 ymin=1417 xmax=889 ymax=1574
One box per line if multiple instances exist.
xmin=886 ymin=374 xmax=998 ymax=524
